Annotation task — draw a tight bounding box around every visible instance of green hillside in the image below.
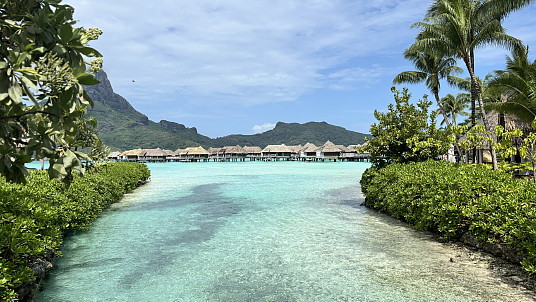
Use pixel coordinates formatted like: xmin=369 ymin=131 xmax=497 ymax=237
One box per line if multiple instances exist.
xmin=85 ymin=71 xmax=212 ymax=150
xmin=214 ymin=122 xmax=367 ymax=147
xmin=85 ymin=71 xmax=368 ymax=150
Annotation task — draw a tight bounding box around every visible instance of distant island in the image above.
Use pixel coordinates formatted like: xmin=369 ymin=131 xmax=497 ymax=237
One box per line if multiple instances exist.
xmin=85 ymin=71 xmax=368 ymax=151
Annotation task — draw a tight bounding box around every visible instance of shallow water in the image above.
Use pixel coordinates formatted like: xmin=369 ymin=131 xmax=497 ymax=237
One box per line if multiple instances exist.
xmin=36 ymin=161 xmax=534 ymax=301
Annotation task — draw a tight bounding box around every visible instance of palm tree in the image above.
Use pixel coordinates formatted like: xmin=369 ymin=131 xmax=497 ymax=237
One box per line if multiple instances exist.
xmin=393 ymin=49 xmax=463 ymax=128
xmin=441 ymin=93 xmax=470 ymax=126
xmin=487 ymin=46 xmax=536 ymax=123
xmin=410 ymin=0 xmax=534 ymax=169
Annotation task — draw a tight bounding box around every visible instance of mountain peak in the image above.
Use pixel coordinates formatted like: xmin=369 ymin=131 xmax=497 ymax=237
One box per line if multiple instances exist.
xmin=85 ymin=71 xmax=367 ymax=150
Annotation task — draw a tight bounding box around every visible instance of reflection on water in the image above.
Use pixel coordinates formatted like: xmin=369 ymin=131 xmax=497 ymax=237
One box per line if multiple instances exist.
xmin=36 ymin=162 xmax=535 ymax=302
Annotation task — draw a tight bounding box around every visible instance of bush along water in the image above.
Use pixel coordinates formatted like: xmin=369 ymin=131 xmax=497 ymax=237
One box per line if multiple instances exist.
xmin=360 ymin=160 xmax=536 ymax=275
xmin=0 ymin=162 xmax=150 ymax=301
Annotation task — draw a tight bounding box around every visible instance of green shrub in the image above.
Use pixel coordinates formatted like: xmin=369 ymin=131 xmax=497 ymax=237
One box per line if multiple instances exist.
xmin=361 ymin=160 xmax=536 ymax=274
xmin=0 ymin=162 xmax=150 ymax=301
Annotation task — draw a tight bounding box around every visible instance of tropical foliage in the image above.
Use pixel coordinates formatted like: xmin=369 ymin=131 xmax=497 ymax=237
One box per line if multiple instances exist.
xmin=360 ymin=160 xmax=536 ymax=275
xmin=407 ymin=0 xmax=534 ymax=169
xmin=393 ymin=48 xmax=462 ymax=127
xmin=487 ymin=46 xmax=536 ymax=123
xmin=441 ymin=93 xmax=470 ymax=126
xmin=495 ymin=124 xmax=536 ymax=183
xmin=0 ymin=162 xmax=150 ymax=301
xmin=362 ymin=87 xmax=454 ymax=166
xmin=0 ymin=0 xmax=103 ymax=183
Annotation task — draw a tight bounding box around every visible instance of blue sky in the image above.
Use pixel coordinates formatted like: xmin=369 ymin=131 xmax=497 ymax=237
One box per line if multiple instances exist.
xmin=68 ymin=0 xmax=536 ymax=138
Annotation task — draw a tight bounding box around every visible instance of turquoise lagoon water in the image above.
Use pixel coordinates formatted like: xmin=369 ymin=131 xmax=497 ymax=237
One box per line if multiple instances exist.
xmin=36 ymin=161 xmax=534 ymax=302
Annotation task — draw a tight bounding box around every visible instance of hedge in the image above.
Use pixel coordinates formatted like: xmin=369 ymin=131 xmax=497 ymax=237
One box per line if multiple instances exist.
xmin=361 ymin=160 xmax=536 ymax=274
xmin=0 ymin=162 xmax=150 ymax=301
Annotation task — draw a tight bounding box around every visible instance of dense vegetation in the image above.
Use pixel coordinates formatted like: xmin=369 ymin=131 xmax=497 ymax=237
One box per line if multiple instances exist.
xmin=0 ymin=162 xmax=150 ymax=301
xmin=360 ymin=0 xmax=536 ymax=276
xmin=86 ymin=72 xmax=367 ymax=150
xmin=362 ymin=88 xmax=453 ymax=166
xmin=0 ymin=0 xmax=103 ymax=183
xmin=361 ymin=160 xmax=536 ymax=274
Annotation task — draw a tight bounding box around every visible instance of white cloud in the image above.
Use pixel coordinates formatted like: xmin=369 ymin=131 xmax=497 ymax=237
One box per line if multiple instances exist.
xmin=252 ymin=123 xmax=276 ymax=133
xmin=324 ymin=65 xmax=391 ymax=90
xmin=69 ymin=0 xmax=430 ymax=107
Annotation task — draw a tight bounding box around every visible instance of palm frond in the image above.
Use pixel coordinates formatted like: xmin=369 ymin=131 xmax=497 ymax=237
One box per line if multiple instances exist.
xmin=393 ymin=71 xmax=427 ymax=85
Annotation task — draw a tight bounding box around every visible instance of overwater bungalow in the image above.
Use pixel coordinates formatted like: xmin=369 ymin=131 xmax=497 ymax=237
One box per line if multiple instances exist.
xmin=207 ymin=147 xmax=224 ymax=160
xmin=243 ymin=146 xmax=262 ymax=159
xmin=140 ymin=148 xmax=174 ymax=162
xmin=317 ymin=141 xmax=343 ymax=160
xmin=222 ymin=145 xmax=246 ymax=161
xmin=120 ymin=149 xmax=145 ymax=162
xmin=107 ymin=151 xmax=121 ymax=161
xmin=287 ymin=145 xmax=302 ymax=160
xmin=179 ymin=146 xmax=210 ymax=161
xmin=262 ymin=144 xmax=293 ymax=159
xmin=300 ymin=143 xmax=318 ymax=159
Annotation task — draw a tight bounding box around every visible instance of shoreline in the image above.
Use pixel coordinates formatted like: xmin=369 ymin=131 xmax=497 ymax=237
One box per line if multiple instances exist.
xmin=13 ymin=172 xmax=151 ymax=302
xmin=361 ymin=201 xmax=536 ymax=297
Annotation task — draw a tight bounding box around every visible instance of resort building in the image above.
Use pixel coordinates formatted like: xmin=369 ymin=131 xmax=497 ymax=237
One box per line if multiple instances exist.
xmin=115 ymin=141 xmax=371 ymax=163
xmin=107 ymin=151 xmax=121 ymax=161
xmin=221 ymin=145 xmax=247 ymax=161
xmin=316 ymin=141 xmax=343 ymax=159
xmin=287 ymin=145 xmax=302 ymax=159
xmin=179 ymin=146 xmax=210 ymax=161
xmin=300 ymin=143 xmax=318 ymax=159
xmin=243 ymin=146 xmax=262 ymax=159
xmin=138 ymin=148 xmax=174 ymax=162
xmin=261 ymin=144 xmax=293 ymax=159
xmin=120 ymin=149 xmax=145 ymax=161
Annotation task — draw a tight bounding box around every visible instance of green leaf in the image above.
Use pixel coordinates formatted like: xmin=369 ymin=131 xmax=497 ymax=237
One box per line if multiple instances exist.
xmin=15 ymin=52 xmax=29 ymax=66
xmin=77 ymin=73 xmax=100 ymax=85
xmin=76 ymin=47 xmax=102 ymax=57
xmin=2 ymin=19 xmax=21 ymax=28
xmin=8 ymin=81 xmax=22 ymax=104
xmin=0 ymin=62 xmax=7 ymax=69
xmin=31 ymin=47 xmax=46 ymax=55
xmin=19 ymin=73 xmax=38 ymax=90
xmin=59 ymin=24 xmax=74 ymax=43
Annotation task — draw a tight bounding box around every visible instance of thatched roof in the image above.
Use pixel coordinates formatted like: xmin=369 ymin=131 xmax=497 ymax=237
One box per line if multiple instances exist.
xmin=243 ymin=146 xmax=262 ymax=153
xmin=107 ymin=151 xmax=121 ymax=158
xmin=346 ymin=145 xmax=361 ymax=153
xmin=222 ymin=145 xmax=246 ymax=154
xmin=336 ymin=145 xmax=351 ymax=153
xmin=287 ymin=145 xmax=302 ymax=153
xmin=143 ymin=148 xmax=171 ymax=157
xmin=180 ymin=146 xmax=210 ymax=155
xmin=301 ymin=143 xmax=318 ymax=153
xmin=207 ymin=147 xmax=223 ymax=155
xmin=317 ymin=141 xmax=343 ymax=153
xmin=121 ymin=149 xmax=145 ymax=156
xmin=175 ymin=148 xmax=185 ymax=155
xmin=262 ymin=144 xmax=293 ymax=153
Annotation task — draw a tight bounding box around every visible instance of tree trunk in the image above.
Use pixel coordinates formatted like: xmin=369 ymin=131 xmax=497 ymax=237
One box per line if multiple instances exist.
xmin=433 ymin=89 xmax=463 ymax=162
xmin=463 ymin=56 xmax=499 ymax=170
